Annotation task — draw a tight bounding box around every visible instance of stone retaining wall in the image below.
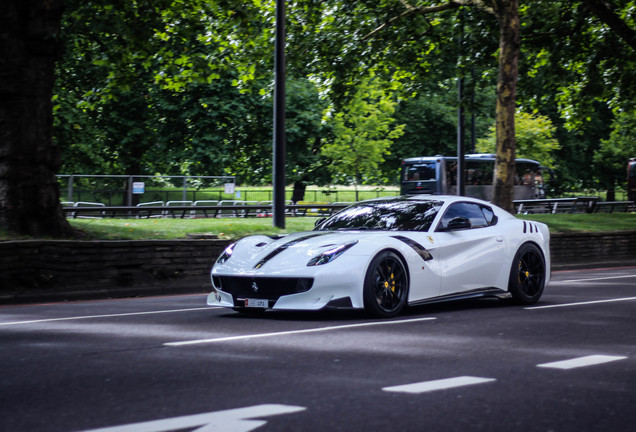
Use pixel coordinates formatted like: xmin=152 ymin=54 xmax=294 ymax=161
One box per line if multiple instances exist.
xmin=1 ymin=232 xmax=634 ymax=302
xmin=550 ymin=231 xmax=636 ymax=265
xmin=0 ymin=240 xmax=230 ymax=301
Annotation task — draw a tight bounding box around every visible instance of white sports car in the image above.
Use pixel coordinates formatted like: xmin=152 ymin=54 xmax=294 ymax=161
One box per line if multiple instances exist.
xmin=208 ymin=195 xmax=550 ymax=317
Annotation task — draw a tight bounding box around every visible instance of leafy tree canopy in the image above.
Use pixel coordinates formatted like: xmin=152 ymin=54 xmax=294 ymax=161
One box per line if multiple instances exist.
xmin=321 ymin=75 xmax=405 ymax=191
xmin=593 ymin=110 xmax=636 ymax=192
xmin=54 ymin=0 xmax=636 ymax=194
xmin=477 ymin=111 xmax=561 ymax=168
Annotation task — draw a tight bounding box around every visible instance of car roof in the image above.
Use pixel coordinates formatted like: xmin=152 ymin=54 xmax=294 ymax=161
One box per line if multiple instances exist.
xmin=361 ymin=194 xmax=495 ymax=206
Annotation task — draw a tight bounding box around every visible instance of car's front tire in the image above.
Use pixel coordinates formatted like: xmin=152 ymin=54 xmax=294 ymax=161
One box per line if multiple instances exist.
xmin=508 ymin=242 xmax=546 ymax=305
xmin=363 ymin=250 xmax=409 ymax=318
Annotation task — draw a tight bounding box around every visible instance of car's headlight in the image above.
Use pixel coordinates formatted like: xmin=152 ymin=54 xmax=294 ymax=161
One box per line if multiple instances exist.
xmin=216 ymin=243 xmax=236 ymax=265
xmin=307 ymin=241 xmax=358 ymax=266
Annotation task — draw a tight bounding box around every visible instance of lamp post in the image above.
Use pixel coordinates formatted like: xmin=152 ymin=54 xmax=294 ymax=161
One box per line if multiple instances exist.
xmin=457 ymin=8 xmax=466 ymax=197
xmin=273 ymin=0 xmax=286 ymax=228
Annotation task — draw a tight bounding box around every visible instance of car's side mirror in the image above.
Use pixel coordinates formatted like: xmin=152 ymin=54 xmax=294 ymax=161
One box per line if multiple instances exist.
xmin=314 ymin=217 xmax=326 ymax=228
xmin=445 ymin=217 xmax=471 ymax=231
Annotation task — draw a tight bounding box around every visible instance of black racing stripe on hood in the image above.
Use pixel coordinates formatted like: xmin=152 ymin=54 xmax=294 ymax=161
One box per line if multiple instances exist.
xmin=253 ymin=233 xmax=330 ymax=269
xmin=391 ymin=235 xmax=433 ymax=261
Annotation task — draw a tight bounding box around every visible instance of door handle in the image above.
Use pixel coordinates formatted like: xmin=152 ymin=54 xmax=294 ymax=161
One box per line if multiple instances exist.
xmin=496 ymin=236 xmax=504 ymax=242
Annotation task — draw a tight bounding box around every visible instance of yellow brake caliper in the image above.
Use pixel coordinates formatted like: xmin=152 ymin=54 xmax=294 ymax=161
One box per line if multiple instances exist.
xmin=383 ymin=266 xmax=396 ymax=292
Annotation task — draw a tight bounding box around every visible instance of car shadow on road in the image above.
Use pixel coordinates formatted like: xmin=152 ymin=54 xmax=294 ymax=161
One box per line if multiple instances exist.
xmin=218 ymin=297 xmax=518 ymax=322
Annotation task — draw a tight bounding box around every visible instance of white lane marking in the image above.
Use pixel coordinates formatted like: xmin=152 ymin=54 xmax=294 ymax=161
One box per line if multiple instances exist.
xmin=383 ymin=376 xmax=496 ymax=394
xmin=77 ymin=404 xmax=305 ymax=432
xmin=525 ymin=296 xmax=636 ymax=310
xmin=165 ymin=317 xmax=436 ymax=347
xmin=537 ymin=355 xmax=627 ymax=370
xmin=0 ymin=307 xmax=214 ymax=326
xmin=556 ymin=274 xmax=636 ymax=283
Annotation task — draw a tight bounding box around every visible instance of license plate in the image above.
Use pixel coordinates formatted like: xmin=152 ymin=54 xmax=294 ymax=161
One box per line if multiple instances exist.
xmin=244 ymin=298 xmax=268 ymax=308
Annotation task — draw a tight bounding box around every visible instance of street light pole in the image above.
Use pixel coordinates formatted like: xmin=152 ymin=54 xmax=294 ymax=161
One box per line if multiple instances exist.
xmin=273 ymin=0 xmax=286 ymax=228
xmin=457 ymin=8 xmax=466 ymax=197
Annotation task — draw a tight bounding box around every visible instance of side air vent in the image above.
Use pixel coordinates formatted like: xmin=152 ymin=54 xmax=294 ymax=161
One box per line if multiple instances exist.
xmin=523 ymin=221 xmax=539 ymax=234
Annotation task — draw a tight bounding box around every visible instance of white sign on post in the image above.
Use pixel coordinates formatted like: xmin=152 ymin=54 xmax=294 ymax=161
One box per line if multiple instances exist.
xmin=224 ymin=183 xmax=235 ymax=194
xmin=132 ymin=182 xmax=145 ymax=194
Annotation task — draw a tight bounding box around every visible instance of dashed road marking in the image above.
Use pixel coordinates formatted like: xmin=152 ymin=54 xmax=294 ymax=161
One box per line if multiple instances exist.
xmin=165 ymin=317 xmax=436 ymax=346
xmin=555 ymin=274 xmax=636 ymax=284
xmin=382 ymin=376 xmax=496 ymax=394
xmin=0 ymin=307 xmax=213 ymax=326
xmin=537 ymin=355 xmax=627 ymax=370
xmin=525 ymin=296 xmax=636 ymax=310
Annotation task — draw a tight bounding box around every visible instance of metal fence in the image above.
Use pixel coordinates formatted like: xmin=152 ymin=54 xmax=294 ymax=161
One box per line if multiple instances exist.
xmin=62 ymin=203 xmax=352 ymax=219
xmin=57 ymin=175 xmax=236 ymax=206
xmin=514 ymin=197 xmax=634 ymax=214
xmin=56 ymin=175 xmax=399 ymax=206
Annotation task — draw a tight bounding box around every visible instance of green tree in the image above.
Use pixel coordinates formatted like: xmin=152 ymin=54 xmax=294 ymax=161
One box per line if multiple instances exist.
xmin=514 ymin=1 xmax=636 ymax=192
xmin=55 ymin=0 xmax=276 ymax=178
xmin=285 ymin=78 xmax=330 ymax=202
xmin=0 ymin=0 xmax=73 ymax=236
xmin=593 ymin=110 xmax=636 ymax=200
xmin=55 ymin=1 xmax=327 ymax=188
xmin=477 ymin=111 xmax=560 ymax=168
xmin=322 ymin=77 xmax=405 ymax=200
xmin=385 ymin=79 xmax=495 ymax=181
xmin=360 ymin=0 xmax=521 ymax=211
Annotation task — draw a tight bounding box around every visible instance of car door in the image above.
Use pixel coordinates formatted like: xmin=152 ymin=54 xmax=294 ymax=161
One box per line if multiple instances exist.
xmin=433 ymin=202 xmax=507 ymax=296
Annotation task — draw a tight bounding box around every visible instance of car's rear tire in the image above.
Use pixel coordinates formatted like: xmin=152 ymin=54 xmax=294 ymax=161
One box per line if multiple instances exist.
xmin=363 ymin=251 xmax=408 ymax=318
xmin=508 ymin=243 xmax=546 ymax=305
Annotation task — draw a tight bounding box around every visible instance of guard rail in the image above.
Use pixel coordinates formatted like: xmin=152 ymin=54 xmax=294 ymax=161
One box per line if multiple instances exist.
xmin=514 ymin=197 xmax=634 ymax=214
xmin=62 ymin=204 xmax=350 ymax=219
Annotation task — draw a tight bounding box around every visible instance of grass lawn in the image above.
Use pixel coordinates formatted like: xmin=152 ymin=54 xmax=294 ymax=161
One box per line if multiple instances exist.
xmin=1 ymin=212 xmax=633 ymax=241
xmin=68 ymin=217 xmax=322 ymax=240
xmin=516 ymin=213 xmax=636 ymax=233
xmin=65 ymin=212 xmax=635 ymax=240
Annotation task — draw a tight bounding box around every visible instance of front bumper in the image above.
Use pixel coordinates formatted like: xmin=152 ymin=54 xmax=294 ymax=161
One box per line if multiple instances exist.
xmin=207 ymin=256 xmax=366 ymax=311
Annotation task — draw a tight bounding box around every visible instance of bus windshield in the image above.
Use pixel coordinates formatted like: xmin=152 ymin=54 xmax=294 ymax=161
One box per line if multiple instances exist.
xmin=403 ymin=162 xmax=436 ymax=182
xmin=401 ymin=154 xmax=547 ymax=200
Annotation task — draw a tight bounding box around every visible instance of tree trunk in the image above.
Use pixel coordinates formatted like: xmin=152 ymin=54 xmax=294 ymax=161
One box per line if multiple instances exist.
xmin=0 ymin=0 xmax=73 ymax=237
xmin=491 ymin=0 xmax=520 ymax=213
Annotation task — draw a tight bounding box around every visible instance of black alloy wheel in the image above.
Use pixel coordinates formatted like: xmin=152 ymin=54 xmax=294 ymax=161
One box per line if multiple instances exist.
xmin=363 ymin=251 xmax=409 ymax=318
xmin=508 ymin=243 xmax=546 ymax=305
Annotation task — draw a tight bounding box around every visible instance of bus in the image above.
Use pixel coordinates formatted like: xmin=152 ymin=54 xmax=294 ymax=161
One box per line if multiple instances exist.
xmin=400 ymin=154 xmax=548 ymax=201
xmin=629 ymin=158 xmax=636 ymax=202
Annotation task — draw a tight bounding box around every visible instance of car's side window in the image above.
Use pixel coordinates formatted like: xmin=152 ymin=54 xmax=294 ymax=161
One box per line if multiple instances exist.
xmin=481 ymin=205 xmax=497 ymax=225
xmin=438 ymin=202 xmax=491 ymax=230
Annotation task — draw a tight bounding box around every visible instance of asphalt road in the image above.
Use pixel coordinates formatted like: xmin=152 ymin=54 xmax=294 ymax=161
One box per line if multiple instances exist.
xmin=1 ymin=266 xmax=636 ymax=432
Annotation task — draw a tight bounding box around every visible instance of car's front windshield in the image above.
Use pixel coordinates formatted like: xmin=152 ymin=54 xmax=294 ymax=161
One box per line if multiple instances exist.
xmin=315 ymin=199 xmax=443 ymax=232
